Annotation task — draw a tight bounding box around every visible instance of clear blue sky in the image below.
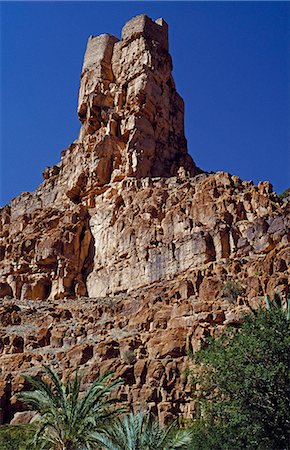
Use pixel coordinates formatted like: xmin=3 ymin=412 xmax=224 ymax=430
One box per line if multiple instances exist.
xmin=1 ymin=1 xmax=290 ymax=206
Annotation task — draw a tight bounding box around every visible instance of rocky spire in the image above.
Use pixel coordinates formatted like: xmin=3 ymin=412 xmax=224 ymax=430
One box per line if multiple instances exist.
xmin=0 ymin=15 xmax=201 ymax=301
xmin=77 ymin=14 xmax=199 ymax=184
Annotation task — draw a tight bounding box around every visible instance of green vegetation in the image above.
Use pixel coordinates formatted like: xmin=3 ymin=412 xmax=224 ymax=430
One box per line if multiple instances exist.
xmin=94 ymin=411 xmax=192 ymax=450
xmin=123 ymin=349 xmax=136 ymax=365
xmin=278 ymin=187 xmax=290 ymax=199
xmin=264 ymin=293 xmax=290 ymax=320
xmin=222 ymin=279 xmax=244 ymax=303
xmin=5 ymin=294 xmax=289 ymax=449
xmin=18 ymin=366 xmax=123 ymax=450
xmin=14 ymin=365 xmax=194 ymax=449
xmin=191 ymin=305 xmax=290 ymax=449
xmin=0 ymin=424 xmax=35 ymax=450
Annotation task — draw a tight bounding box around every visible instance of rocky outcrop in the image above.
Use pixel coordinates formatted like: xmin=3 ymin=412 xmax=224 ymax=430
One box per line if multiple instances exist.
xmin=1 ymin=172 xmax=288 ymax=301
xmin=77 ymin=15 xmax=196 ymax=181
xmin=86 ymin=173 xmax=289 ymax=297
xmin=0 ymin=15 xmax=200 ymax=301
xmin=0 ymin=14 xmax=289 ymax=425
xmin=1 ymin=235 xmax=289 ymax=424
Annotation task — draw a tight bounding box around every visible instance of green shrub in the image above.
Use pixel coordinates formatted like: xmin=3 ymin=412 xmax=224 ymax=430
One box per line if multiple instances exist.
xmin=123 ymin=350 xmax=136 ymax=365
xmin=192 ymin=306 xmax=290 ymax=449
xmin=264 ymin=293 xmax=290 ymax=320
xmin=222 ymin=280 xmax=244 ymax=303
xmin=278 ymin=187 xmax=290 ymax=199
xmin=0 ymin=424 xmax=35 ymax=450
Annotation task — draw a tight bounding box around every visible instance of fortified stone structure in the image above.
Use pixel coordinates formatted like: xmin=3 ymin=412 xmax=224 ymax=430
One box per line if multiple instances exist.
xmin=0 ymin=15 xmax=289 ymax=424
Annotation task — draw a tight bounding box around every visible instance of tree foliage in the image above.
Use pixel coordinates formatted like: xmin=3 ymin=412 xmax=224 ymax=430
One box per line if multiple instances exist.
xmin=94 ymin=410 xmax=193 ymax=450
xmin=18 ymin=366 xmax=123 ymax=450
xmin=0 ymin=424 xmax=35 ymax=450
xmin=192 ymin=306 xmax=290 ymax=449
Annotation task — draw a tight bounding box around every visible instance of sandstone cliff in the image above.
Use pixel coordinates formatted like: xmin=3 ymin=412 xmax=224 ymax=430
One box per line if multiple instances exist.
xmin=0 ymin=15 xmax=289 ymax=425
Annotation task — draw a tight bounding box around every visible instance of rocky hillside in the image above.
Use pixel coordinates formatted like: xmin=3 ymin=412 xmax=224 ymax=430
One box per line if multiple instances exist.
xmin=0 ymin=14 xmax=289 ymax=425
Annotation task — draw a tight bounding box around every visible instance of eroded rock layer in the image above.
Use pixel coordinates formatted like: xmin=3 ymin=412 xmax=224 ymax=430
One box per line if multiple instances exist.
xmin=0 ymin=15 xmax=289 ymax=424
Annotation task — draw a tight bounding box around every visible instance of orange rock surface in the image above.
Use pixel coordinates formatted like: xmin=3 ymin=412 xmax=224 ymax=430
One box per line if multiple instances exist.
xmin=0 ymin=15 xmax=289 ymax=424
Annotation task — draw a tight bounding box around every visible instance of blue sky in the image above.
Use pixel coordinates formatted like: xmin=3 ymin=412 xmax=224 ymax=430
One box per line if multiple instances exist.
xmin=1 ymin=1 xmax=290 ymax=206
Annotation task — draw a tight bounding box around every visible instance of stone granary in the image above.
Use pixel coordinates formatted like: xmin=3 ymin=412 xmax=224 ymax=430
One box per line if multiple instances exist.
xmin=0 ymin=15 xmax=289 ymax=424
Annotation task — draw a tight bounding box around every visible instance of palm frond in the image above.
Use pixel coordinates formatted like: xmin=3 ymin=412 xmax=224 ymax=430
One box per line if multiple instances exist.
xmin=18 ymin=365 xmax=123 ymax=450
xmin=162 ymin=426 xmax=193 ymax=450
xmin=96 ymin=411 xmax=193 ymax=450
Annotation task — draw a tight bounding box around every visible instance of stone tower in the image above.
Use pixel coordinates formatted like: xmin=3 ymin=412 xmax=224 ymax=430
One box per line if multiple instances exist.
xmin=77 ymin=14 xmax=199 ymax=185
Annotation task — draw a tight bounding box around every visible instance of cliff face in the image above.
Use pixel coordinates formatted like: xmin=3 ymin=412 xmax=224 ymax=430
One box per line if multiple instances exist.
xmin=0 ymin=15 xmax=199 ymax=302
xmin=0 ymin=15 xmax=289 ymax=425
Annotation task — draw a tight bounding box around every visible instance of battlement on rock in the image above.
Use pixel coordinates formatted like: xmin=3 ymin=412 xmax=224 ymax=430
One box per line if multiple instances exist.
xmin=81 ymin=34 xmax=119 ymax=73
xmin=121 ymin=15 xmax=168 ymax=50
